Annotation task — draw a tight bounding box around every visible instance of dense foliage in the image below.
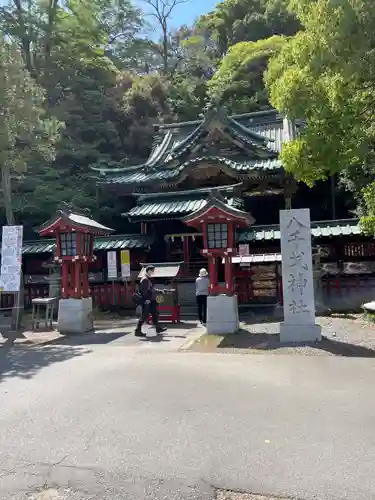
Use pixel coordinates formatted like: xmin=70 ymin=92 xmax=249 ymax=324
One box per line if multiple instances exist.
xmin=265 ymin=0 xmax=375 ymax=229
xmin=0 ymin=0 xmax=373 ymax=235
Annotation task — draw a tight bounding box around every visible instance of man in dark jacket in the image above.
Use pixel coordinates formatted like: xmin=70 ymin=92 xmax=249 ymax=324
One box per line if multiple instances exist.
xmin=135 ymin=265 xmax=167 ymax=337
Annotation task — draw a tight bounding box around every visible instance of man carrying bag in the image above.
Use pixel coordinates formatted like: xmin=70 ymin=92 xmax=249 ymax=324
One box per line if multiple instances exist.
xmin=134 ymin=265 xmax=167 ymax=337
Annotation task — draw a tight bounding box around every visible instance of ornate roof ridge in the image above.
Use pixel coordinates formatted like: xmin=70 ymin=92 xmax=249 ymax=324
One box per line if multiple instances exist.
xmin=91 ymin=163 xmax=146 ymax=174
xmin=182 ymin=192 xmax=255 ymax=226
xmin=229 ymin=117 xmax=274 ymax=143
xmin=133 ymin=183 xmax=243 ymax=200
xmin=156 ymin=108 xmax=280 ymax=131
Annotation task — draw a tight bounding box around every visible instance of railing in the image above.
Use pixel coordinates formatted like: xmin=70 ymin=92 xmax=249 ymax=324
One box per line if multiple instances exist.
xmin=0 ymin=282 xmax=137 ymax=310
xmin=322 ymin=276 xmax=374 ymax=297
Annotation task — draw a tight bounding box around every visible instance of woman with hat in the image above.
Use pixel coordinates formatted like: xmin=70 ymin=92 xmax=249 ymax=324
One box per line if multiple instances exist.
xmin=196 ymin=268 xmax=209 ymax=325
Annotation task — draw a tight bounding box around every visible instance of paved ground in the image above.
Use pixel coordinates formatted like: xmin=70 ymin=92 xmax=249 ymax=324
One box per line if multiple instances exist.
xmin=1 ymin=325 xmax=375 ymax=500
xmin=0 ymin=318 xmax=201 ymax=349
xmin=191 ymin=314 xmax=375 ymax=356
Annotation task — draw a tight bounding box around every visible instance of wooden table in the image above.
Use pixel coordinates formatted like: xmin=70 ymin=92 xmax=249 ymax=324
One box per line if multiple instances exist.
xmin=31 ymin=297 xmax=57 ymax=330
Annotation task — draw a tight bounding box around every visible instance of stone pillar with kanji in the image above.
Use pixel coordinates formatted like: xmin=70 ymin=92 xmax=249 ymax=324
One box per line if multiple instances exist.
xmin=182 ymin=190 xmax=254 ymax=334
xmin=39 ymin=204 xmax=113 ymax=334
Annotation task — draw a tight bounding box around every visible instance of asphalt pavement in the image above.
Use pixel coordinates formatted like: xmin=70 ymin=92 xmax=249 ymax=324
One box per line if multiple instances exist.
xmin=1 ymin=330 xmax=375 ymax=500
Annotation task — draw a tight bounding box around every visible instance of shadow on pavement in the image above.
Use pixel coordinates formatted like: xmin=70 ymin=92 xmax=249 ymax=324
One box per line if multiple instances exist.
xmin=139 ymin=335 xmax=171 ymax=343
xmin=0 ymin=343 xmax=90 ymax=383
xmin=45 ymin=330 xmax=131 ymax=346
xmin=218 ymin=329 xmax=375 ymax=358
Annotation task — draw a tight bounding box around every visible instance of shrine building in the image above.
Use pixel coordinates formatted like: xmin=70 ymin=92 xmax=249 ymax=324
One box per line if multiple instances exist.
xmin=2 ymin=107 xmax=375 ymax=314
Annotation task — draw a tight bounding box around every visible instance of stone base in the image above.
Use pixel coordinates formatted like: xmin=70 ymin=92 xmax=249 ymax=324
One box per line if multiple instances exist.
xmin=363 ymin=301 xmax=375 ymax=313
xmin=57 ymin=298 xmax=93 ymax=335
xmin=279 ymin=322 xmax=322 ymax=343
xmin=206 ymin=295 xmax=239 ymax=335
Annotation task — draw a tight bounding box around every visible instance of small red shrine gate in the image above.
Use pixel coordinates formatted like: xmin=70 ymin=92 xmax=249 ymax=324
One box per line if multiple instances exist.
xmin=182 ymin=190 xmax=254 ymax=295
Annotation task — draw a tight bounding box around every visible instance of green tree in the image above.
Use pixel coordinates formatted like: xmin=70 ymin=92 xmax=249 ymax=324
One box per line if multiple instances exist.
xmin=197 ymin=0 xmax=299 ymax=57
xmin=208 ymin=35 xmax=286 ymax=113
xmin=140 ymin=0 xmax=188 ymax=75
xmin=0 ymin=38 xmax=61 ymax=225
xmin=191 ymin=0 xmax=299 ymax=113
xmin=266 ymin=0 xmax=375 ymax=186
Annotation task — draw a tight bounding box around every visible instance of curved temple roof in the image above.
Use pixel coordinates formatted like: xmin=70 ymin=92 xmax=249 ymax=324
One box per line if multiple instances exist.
xmin=92 ymin=108 xmax=296 ymax=188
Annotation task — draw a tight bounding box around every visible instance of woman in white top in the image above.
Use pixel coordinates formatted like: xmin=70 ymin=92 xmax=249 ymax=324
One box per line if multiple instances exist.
xmin=196 ymin=268 xmax=209 ymax=324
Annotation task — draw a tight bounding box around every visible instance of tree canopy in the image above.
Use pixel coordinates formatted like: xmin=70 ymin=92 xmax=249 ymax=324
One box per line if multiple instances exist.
xmin=0 ymin=0 xmax=372 ymax=236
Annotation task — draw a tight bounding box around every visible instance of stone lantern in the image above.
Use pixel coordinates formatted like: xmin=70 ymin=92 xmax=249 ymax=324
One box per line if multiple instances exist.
xmin=182 ymin=190 xmax=254 ymax=334
xmin=39 ymin=204 xmax=113 ymax=334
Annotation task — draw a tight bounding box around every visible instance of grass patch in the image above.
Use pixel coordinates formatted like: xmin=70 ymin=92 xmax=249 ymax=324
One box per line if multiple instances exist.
xmin=363 ymin=311 xmax=375 ymax=323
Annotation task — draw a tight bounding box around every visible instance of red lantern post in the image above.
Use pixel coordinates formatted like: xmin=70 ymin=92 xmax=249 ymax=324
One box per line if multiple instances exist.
xmin=182 ymin=190 xmax=254 ymax=334
xmin=39 ymin=204 xmax=113 ymax=334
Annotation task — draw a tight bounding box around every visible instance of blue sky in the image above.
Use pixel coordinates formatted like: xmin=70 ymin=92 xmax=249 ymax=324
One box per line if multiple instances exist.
xmin=170 ymin=0 xmax=218 ymax=26
xmin=137 ymin=0 xmax=219 ymax=28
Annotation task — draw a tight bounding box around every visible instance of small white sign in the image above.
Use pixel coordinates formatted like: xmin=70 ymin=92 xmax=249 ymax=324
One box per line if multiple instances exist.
xmin=107 ymin=251 xmax=118 ymax=280
xmin=238 ymin=244 xmax=249 ymax=256
xmin=0 ymin=225 xmax=23 ymax=292
xmin=120 ymin=250 xmax=131 ymax=278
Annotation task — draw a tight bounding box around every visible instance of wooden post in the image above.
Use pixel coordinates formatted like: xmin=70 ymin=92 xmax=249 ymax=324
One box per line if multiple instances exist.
xmin=330 ymin=175 xmax=336 ymax=220
xmin=208 ymin=256 xmax=217 ymax=294
xmin=224 ymin=255 xmax=234 ymax=295
xmin=183 ymin=236 xmax=189 ymax=274
xmin=284 ymin=175 xmax=294 ymax=209
xmin=74 ymin=262 xmax=81 ymax=298
xmin=82 ymin=262 xmax=89 ymax=298
xmin=61 ymin=263 xmax=69 ymax=299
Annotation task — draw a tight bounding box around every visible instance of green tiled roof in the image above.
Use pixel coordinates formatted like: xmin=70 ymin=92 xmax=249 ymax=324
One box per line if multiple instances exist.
xmin=93 ymin=234 xmax=154 ymax=250
xmin=92 ymin=108 xmax=287 ymax=183
xmin=128 ymin=199 xmax=207 ymax=219
xmin=21 ymin=234 xmax=154 ymax=255
xmin=23 ymin=242 xmax=56 ymax=254
xmin=126 ymin=185 xmax=244 ymax=220
xmin=100 ymin=157 xmax=282 ymax=186
xmin=127 ymin=197 xmax=243 ymax=220
xmin=238 ymin=219 xmax=361 ymax=242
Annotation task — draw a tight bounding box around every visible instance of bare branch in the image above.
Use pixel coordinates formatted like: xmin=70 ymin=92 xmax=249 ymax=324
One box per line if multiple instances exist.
xmin=139 ymin=0 xmax=189 ymax=74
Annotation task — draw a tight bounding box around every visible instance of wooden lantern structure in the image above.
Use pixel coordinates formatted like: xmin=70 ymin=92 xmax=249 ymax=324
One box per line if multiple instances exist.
xmin=182 ymin=191 xmax=254 ymax=295
xmin=39 ymin=204 xmax=113 ymax=299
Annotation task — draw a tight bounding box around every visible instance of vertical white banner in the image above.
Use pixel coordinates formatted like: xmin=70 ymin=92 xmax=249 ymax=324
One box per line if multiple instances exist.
xmin=107 ymin=251 xmax=118 ymax=280
xmin=0 ymin=225 xmax=23 ymax=292
xmin=280 ymin=209 xmax=315 ymax=325
xmin=120 ymin=250 xmax=131 ymax=278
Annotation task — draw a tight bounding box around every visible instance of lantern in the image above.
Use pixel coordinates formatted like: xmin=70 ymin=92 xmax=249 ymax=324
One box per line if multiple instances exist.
xmin=181 ymin=190 xmax=254 ymax=334
xmin=39 ymin=203 xmax=113 ymax=334
xmin=183 ymin=190 xmax=253 ymax=295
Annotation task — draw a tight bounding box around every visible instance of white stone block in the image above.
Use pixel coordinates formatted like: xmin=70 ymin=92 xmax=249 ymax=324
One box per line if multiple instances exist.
xmin=279 ymin=209 xmax=321 ymax=343
xmin=206 ymin=295 xmax=239 ymax=335
xmin=363 ymin=301 xmax=375 ymax=313
xmin=58 ymin=298 xmax=93 ymax=334
xmin=279 ymin=323 xmax=322 ymax=343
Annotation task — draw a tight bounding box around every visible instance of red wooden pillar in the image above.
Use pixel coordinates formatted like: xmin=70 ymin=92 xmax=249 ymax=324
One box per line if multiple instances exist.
xmin=224 ymin=255 xmax=233 ymax=295
xmin=74 ymin=261 xmax=81 ymax=298
xmin=183 ymin=236 xmax=189 ymax=272
xmin=61 ymin=263 xmax=69 ymax=299
xmin=82 ymin=262 xmax=89 ymax=298
xmin=208 ymin=255 xmax=217 ymax=294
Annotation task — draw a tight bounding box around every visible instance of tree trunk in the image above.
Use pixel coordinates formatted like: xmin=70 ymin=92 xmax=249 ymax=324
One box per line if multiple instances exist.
xmin=162 ymin=22 xmax=168 ymax=75
xmin=1 ymin=164 xmax=15 ymax=225
xmin=1 ymin=164 xmax=23 ymax=330
xmin=43 ymin=0 xmax=59 ymax=76
xmin=13 ymin=0 xmax=35 ymax=77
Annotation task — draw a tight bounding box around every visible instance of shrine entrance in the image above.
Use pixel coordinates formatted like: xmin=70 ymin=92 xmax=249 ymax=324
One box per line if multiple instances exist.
xmin=165 ymin=233 xmax=208 ymax=277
